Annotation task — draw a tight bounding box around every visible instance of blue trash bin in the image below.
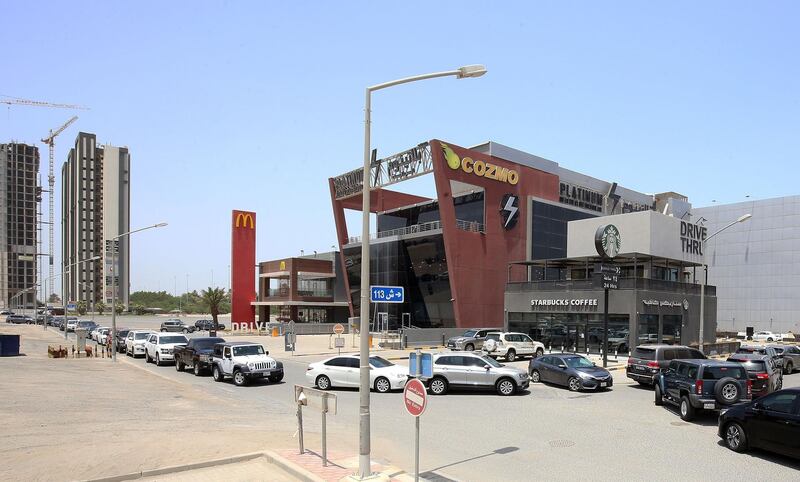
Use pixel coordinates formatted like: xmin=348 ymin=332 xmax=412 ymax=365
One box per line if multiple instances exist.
xmin=0 ymin=334 xmax=21 ymax=356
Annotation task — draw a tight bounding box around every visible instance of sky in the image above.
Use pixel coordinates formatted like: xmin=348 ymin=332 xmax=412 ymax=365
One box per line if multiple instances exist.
xmin=1 ymin=1 xmax=798 ymax=295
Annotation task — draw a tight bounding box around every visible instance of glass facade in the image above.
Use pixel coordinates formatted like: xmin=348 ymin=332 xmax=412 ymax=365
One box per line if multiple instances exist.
xmin=343 ymin=233 xmax=453 ymax=328
xmin=377 ymin=192 xmax=485 ymax=232
xmin=531 ymin=200 xmax=596 ymax=260
xmin=508 ymin=312 xmax=630 ymax=354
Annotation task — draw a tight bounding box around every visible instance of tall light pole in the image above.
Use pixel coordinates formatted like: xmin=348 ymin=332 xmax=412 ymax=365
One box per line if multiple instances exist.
xmin=111 ymin=222 xmax=167 ymax=361
xmin=699 ymin=213 xmax=752 ymax=352
xmin=356 ymin=65 xmax=487 ymax=479
xmin=62 ymin=255 xmax=101 ymax=339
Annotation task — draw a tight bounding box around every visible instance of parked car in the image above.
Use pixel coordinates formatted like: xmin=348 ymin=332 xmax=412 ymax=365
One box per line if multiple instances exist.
xmin=735 ymin=345 xmax=784 ymax=372
xmin=97 ymin=328 xmax=112 ymax=345
xmin=173 ymin=337 xmax=226 ymax=375
xmin=307 ymin=355 xmax=408 ymax=393
xmin=195 ymin=319 xmax=226 ymax=331
xmin=51 ymin=316 xmax=64 ymax=328
xmin=144 ymin=333 xmax=189 ymax=365
xmin=115 ymin=329 xmax=131 ymax=352
xmin=769 ymin=345 xmax=800 ymax=374
xmin=718 ymin=387 xmax=800 ymax=458
xmin=446 ymin=328 xmax=497 ymax=352
xmin=424 ymin=352 xmax=529 ymax=396
xmin=65 ymin=318 xmax=79 ymax=332
xmin=626 ymin=344 xmax=706 ymax=386
xmin=529 ymin=354 xmax=613 ymax=391
xmin=752 ymin=331 xmax=782 ymax=342
xmin=6 ymin=314 xmax=33 ymax=324
xmin=482 ymin=332 xmax=545 ymax=362
xmin=727 ymin=353 xmax=782 ymax=398
xmin=654 ymin=360 xmax=751 ymax=421
xmin=211 ymin=342 xmax=283 ymax=386
xmin=125 ymin=330 xmax=156 ymax=357
xmin=75 ymin=320 xmax=98 ymax=334
xmin=160 ymin=319 xmax=196 ymax=333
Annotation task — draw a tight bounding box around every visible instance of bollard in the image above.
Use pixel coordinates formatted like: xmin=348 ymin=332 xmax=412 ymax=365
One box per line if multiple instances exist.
xmin=403 ymin=334 xmax=408 ymax=350
xmin=561 ymin=345 xmax=564 ymax=353
xmin=442 ymin=334 xmax=446 ymax=346
xmin=548 ymin=344 xmax=552 ymax=354
xmin=614 ymin=349 xmax=618 ymax=361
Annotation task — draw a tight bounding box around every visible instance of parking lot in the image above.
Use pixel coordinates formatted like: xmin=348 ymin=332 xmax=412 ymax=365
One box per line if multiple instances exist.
xmin=3 ymin=321 xmax=800 ymax=481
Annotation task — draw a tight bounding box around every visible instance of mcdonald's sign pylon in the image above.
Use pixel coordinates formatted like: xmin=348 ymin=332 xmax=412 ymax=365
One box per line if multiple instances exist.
xmin=231 ymin=210 xmax=256 ymax=327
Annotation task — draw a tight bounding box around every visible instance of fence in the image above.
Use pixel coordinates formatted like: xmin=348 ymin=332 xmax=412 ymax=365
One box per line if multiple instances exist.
xmin=399 ymin=327 xmax=474 ymax=348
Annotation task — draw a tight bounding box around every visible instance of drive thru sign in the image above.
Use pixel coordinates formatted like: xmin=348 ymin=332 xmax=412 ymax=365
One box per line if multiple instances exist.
xmin=404 ymin=378 xmax=427 ymax=417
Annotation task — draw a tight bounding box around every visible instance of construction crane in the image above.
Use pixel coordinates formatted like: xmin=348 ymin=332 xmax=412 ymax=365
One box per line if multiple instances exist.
xmin=1 ymin=96 xmax=89 ymax=110
xmin=42 ymin=116 xmax=79 ymax=286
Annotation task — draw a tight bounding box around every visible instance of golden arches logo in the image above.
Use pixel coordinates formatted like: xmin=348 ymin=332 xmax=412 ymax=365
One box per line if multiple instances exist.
xmin=235 ymin=213 xmax=254 ymax=229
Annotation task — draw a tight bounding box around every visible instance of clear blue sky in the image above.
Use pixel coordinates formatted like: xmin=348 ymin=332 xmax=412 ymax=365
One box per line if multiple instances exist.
xmin=2 ymin=1 xmax=798 ymax=294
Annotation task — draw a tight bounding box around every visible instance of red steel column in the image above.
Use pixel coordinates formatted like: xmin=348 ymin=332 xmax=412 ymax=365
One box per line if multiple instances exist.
xmin=231 ymin=210 xmax=256 ymax=327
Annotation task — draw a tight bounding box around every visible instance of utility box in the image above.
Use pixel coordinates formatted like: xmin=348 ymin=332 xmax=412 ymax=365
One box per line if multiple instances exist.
xmin=76 ymin=329 xmax=88 ymax=353
xmin=0 ymin=334 xmax=21 ymax=356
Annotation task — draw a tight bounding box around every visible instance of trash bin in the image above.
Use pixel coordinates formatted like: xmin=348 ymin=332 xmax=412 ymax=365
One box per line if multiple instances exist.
xmin=0 ymin=334 xmax=21 ymax=356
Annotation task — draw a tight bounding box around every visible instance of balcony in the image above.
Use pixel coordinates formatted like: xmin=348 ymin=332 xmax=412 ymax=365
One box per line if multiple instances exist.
xmin=346 ymin=219 xmax=484 ymax=244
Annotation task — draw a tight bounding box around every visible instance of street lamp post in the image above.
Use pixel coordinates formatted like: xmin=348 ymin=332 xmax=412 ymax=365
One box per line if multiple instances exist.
xmin=699 ymin=213 xmax=752 ymax=352
xmin=111 ymin=222 xmax=167 ymax=361
xmin=356 ymin=65 xmax=486 ymax=479
xmin=63 ymin=256 xmax=101 ymax=339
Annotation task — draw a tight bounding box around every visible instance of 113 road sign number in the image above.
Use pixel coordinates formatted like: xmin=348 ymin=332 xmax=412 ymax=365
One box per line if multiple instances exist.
xmin=370 ymin=286 xmax=404 ymax=303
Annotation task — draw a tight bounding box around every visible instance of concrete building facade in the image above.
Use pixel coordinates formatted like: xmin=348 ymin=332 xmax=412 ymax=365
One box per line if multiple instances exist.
xmin=694 ymin=196 xmax=800 ymax=334
xmin=0 ymin=143 xmax=40 ymax=309
xmin=62 ymin=132 xmax=130 ymax=309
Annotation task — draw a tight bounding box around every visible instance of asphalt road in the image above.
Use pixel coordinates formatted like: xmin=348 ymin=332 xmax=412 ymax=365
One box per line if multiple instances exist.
xmin=62 ymin=324 xmax=800 ymax=481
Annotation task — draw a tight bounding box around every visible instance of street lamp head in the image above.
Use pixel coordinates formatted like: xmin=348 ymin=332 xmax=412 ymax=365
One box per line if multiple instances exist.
xmin=737 ymin=214 xmax=752 ymax=223
xmin=457 ymin=64 xmax=488 ymax=79
xmin=154 ymin=222 xmax=168 ymax=228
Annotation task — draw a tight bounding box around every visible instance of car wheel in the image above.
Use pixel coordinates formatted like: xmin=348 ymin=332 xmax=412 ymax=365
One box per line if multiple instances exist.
xmin=182 ymin=328 xmax=188 ymax=334
xmin=506 ymin=350 xmax=516 ymax=362
xmin=374 ymin=377 xmax=391 ymax=393
xmin=654 ymin=384 xmax=664 ymax=406
xmin=233 ymin=370 xmax=247 ymax=387
xmin=145 ymin=352 xmax=151 ymax=363
xmin=176 ymin=360 xmax=184 ymax=372
xmin=269 ymin=373 xmax=284 ymax=383
xmin=464 ymin=343 xmax=474 ymax=352
xmin=155 ymin=354 xmax=162 ymax=366
xmin=429 ymin=376 xmax=448 ymax=395
xmin=724 ymin=422 xmax=748 ymax=452
xmin=785 ymin=362 xmax=793 ymax=375
xmin=161 ymin=329 xmax=167 ymax=332
xmin=212 ymin=365 xmax=224 ymax=382
xmin=530 ymin=370 xmax=541 ymax=383
xmin=496 ymin=378 xmax=516 ymax=396
xmin=316 ymin=375 xmax=331 ymax=390
xmin=767 ymin=337 xmax=773 ymax=342
xmin=680 ymin=396 xmax=695 ymax=421
xmin=568 ymin=377 xmax=582 ymax=392
xmin=776 ymin=377 xmax=783 ymax=390
xmin=535 ymin=348 xmax=544 ymax=358
xmin=715 ymin=378 xmax=740 ymax=405
xmin=194 ymin=363 xmax=203 ymax=376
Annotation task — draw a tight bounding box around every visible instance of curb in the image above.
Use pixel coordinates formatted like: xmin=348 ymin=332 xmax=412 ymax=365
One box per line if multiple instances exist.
xmin=84 ymin=450 xmax=324 ymax=482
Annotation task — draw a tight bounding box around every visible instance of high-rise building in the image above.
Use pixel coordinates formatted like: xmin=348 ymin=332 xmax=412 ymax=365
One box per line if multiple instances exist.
xmin=61 ymin=132 xmax=130 ymax=309
xmin=0 ymin=143 xmax=41 ymax=309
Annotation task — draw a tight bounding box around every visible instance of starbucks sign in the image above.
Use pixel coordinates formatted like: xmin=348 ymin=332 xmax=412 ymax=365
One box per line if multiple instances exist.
xmin=595 ymin=224 xmax=621 ymax=259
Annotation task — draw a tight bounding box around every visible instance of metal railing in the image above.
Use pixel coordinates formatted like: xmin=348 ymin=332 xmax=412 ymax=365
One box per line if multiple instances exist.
xmin=296 ymin=289 xmax=334 ymax=298
xmin=266 ymin=288 xmax=290 ymax=297
xmin=506 ymin=277 xmax=716 ymax=295
xmin=347 ymin=218 xmax=484 ymax=244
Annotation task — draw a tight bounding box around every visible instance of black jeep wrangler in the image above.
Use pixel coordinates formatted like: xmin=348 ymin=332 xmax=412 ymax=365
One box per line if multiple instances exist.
xmin=654 ymin=359 xmax=751 ymax=421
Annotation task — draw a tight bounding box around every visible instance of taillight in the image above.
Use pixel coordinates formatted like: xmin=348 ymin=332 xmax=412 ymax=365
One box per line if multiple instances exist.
xmin=647 ymin=361 xmax=660 ymax=368
xmin=695 ymin=379 xmax=703 ymax=395
xmin=747 ymin=380 xmax=752 ymax=397
xmin=755 ymin=373 xmax=769 ymax=380
xmin=627 ymin=358 xmax=635 ymax=365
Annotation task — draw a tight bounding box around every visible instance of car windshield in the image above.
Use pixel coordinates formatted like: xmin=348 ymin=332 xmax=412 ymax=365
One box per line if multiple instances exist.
xmin=369 ymin=356 xmax=394 ymax=368
xmin=233 ymin=345 xmax=265 ymax=356
xmin=632 ymin=347 xmax=656 ymax=360
xmin=194 ymin=338 xmax=224 ymax=350
xmin=564 ymin=356 xmax=594 ymax=368
xmin=481 ymin=356 xmax=502 ymax=368
xmin=134 ymin=332 xmax=151 ymax=340
xmin=771 ymin=347 xmax=784 ymax=354
xmin=159 ymin=335 xmax=188 ymax=344
xmin=462 ymin=330 xmax=477 ymax=338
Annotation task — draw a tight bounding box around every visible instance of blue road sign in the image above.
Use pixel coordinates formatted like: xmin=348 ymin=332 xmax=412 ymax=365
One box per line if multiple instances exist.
xmin=409 ymin=352 xmax=433 ymax=378
xmin=370 ymin=285 xmax=404 ymax=304
xmin=66 ymin=303 xmax=77 ymax=311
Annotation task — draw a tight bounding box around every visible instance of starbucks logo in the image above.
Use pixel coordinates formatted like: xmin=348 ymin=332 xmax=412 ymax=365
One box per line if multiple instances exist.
xmin=595 ymin=224 xmax=621 ymax=259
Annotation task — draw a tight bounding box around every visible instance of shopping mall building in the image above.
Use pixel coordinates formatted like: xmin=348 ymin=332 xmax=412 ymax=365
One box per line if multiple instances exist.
xmin=328 ymin=139 xmax=716 ymax=348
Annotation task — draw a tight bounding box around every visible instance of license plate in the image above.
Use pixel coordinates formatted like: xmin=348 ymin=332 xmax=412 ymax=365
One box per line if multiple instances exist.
xmin=635 ymin=366 xmax=645 ymax=372
xmin=600 ymin=382 xmax=607 ymax=387
xmin=703 ymin=403 xmax=715 ymax=409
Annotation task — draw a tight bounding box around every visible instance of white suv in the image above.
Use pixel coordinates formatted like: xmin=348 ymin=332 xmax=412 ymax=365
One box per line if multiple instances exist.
xmin=482 ymin=332 xmax=544 ymax=362
xmin=125 ymin=330 xmax=156 ymax=357
xmin=144 ymin=333 xmax=189 ymax=366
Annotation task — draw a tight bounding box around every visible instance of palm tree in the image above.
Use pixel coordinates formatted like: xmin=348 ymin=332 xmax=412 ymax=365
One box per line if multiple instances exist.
xmin=201 ymin=287 xmax=227 ymax=326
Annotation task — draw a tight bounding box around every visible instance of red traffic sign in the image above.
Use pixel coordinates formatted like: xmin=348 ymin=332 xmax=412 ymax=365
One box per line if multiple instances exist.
xmin=333 ymin=323 xmax=345 ymax=335
xmin=403 ymin=378 xmax=427 ymax=417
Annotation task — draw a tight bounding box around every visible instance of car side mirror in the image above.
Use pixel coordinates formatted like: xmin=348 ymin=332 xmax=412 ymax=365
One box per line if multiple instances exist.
xmin=752 ymin=402 xmax=763 ymax=411
xmin=484 ymin=365 xmax=491 ymax=370
xmin=265 ymin=351 xmax=269 ymax=355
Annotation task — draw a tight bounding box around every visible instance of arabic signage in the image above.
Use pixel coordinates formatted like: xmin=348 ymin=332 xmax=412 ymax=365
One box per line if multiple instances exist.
xmin=642 ymin=299 xmax=688 ymax=310
xmin=370 ymin=285 xmax=405 ymax=303
xmin=332 ymin=143 xmax=433 ymax=200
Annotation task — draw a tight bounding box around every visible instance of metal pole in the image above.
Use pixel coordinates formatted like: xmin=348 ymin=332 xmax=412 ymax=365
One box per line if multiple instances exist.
xmin=603 ymin=288 xmax=609 ymax=368
xmin=415 ymin=416 xmax=420 ymax=482
xmin=63 ymin=260 xmax=68 ymax=340
xmin=357 ymin=87 xmax=372 ymax=479
xmin=322 ymin=395 xmax=328 ymax=467
xmin=297 ymin=402 xmax=304 ymax=454
xmin=699 ymin=265 xmax=706 ymax=353
xmin=112 ymin=243 xmax=117 ymax=361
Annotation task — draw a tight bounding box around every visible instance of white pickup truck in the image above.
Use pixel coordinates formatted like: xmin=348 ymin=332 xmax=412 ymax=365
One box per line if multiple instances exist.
xmin=211 ymin=342 xmax=284 ymax=386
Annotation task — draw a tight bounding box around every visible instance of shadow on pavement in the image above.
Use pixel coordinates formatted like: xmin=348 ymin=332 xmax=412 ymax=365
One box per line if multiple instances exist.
xmin=421 ymin=446 xmax=520 ymax=479
xmin=715 ymin=440 xmax=800 ymax=470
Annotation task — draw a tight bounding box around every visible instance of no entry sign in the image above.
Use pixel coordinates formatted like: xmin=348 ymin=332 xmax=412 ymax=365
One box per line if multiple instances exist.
xmin=333 ymin=323 xmax=344 ymax=335
xmin=403 ymin=378 xmax=427 ymax=417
